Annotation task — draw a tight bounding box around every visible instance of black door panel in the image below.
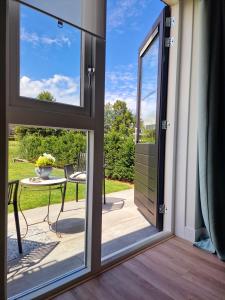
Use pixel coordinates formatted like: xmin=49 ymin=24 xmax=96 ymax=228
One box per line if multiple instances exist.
xmin=134 ymin=6 xmax=170 ymax=230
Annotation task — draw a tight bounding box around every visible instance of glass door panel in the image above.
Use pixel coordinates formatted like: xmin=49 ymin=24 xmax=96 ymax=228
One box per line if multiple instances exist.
xmin=7 ymin=126 xmax=88 ymax=298
xmin=139 ymin=35 xmax=160 ymax=144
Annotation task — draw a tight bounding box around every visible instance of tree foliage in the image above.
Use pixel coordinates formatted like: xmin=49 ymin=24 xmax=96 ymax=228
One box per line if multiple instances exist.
xmin=104 ymin=100 xmax=135 ymax=181
xmin=104 ymin=100 xmax=135 ymax=135
xmin=18 ymin=130 xmax=86 ymax=167
xmin=37 ymin=90 xmax=55 ymax=102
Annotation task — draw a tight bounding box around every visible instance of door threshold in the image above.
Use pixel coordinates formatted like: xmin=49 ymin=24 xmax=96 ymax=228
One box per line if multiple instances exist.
xmin=102 ymin=230 xmax=174 ymax=267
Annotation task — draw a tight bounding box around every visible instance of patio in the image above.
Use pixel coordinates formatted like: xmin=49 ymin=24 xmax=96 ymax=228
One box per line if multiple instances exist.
xmin=7 ymin=189 xmax=156 ymax=297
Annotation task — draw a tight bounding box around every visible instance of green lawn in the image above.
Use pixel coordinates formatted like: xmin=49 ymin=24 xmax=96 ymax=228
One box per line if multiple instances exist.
xmin=8 ymin=141 xmax=133 ymax=212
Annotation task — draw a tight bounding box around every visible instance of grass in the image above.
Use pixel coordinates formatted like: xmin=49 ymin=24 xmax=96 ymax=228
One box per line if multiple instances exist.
xmin=8 ymin=141 xmax=133 ymax=213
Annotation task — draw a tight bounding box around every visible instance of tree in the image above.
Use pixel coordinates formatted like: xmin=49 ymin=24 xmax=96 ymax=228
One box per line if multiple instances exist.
xmin=112 ymin=100 xmax=136 ymax=135
xmin=37 ymin=90 xmax=55 ymax=102
xmin=104 ymin=103 xmax=115 ymax=133
xmin=104 ymin=100 xmax=136 ymax=181
xmin=105 ymin=100 xmax=136 ymax=135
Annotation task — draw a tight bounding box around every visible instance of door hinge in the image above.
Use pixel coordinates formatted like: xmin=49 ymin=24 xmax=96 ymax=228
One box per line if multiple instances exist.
xmin=165 ymin=37 xmax=175 ymax=48
xmin=159 ymin=204 xmax=166 ymax=214
xmin=165 ymin=17 xmax=175 ymax=28
xmin=88 ymin=67 xmax=95 ymax=88
xmin=162 ymin=120 xmax=170 ymax=130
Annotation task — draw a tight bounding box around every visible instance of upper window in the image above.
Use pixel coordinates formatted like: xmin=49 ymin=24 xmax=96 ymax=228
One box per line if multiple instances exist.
xmin=20 ymin=4 xmax=81 ymax=106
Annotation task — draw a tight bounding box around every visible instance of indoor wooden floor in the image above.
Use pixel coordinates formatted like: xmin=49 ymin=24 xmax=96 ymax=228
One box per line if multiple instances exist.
xmin=53 ymin=237 xmax=225 ymax=300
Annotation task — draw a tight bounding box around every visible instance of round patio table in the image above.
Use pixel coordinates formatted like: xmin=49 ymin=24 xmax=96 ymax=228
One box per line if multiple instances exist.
xmin=19 ymin=177 xmax=67 ymax=237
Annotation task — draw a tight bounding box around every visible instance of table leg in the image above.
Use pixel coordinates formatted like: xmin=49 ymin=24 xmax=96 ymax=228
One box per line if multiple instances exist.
xmin=55 ymin=183 xmax=66 ymax=238
xmin=44 ymin=186 xmax=51 ymax=225
xmin=18 ymin=186 xmax=28 ymax=238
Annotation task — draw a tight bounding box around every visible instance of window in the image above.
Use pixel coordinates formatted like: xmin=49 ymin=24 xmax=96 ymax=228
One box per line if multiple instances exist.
xmin=9 ymin=1 xmax=93 ymax=119
xmin=20 ymin=4 xmax=82 ymax=107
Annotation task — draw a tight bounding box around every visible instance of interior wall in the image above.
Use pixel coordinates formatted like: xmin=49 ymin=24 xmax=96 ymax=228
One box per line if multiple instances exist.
xmin=164 ymin=0 xmax=203 ymax=242
xmin=163 ymin=1 xmax=181 ymax=234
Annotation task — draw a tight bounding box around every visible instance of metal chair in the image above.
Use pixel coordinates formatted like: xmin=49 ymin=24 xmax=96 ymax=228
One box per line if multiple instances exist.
xmin=64 ymin=153 xmax=106 ymax=210
xmin=8 ymin=180 xmax=22 ymax=254
xmin=64 ymin=153 xmax=87 ymax=209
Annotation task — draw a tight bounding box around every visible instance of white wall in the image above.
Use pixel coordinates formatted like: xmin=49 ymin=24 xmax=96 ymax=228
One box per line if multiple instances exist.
xmin=164 ymin=0 xmax=204 ymax=242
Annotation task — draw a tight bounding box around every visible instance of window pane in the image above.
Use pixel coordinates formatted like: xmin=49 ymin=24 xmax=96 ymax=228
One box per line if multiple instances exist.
xmin=139 ymin=35 xmax=159 ymax=144
xmin=20 ymin=4 xmax=81 ymax=106
xmin=7 ymin=125 xmax=88 ymax=297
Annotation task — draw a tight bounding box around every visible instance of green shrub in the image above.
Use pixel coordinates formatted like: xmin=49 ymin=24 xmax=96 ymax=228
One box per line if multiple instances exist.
xmin=18 ymin=131 xmax=86 ymax=168
xmin=14 ymin=126 xmax=63 ymax=138
xmin=19 ymin=134 xmax=42 ymax=161
xmin=104 ymin=131 xmax=134 ymax=182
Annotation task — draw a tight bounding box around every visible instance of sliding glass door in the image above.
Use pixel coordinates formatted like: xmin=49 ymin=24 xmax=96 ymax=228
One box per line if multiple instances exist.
xmin=0 ymin=1 xmax=170 ymax=298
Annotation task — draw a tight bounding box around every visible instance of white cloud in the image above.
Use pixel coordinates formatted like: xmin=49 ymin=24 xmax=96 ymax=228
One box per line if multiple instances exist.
xmin=21 ymin=27 xmax=71 ymax=47
xmin=20 ymin=74 xmax=80 ymax=105
xmin=108 ymin=0 xmax=151 ymax=31
xmin=140 ymin=94 xmax=157 ymax=125
xmin=105 ymin=64 xmax=137 ymax=119
xmin=105 ymin=63 xmax=157 ymax=124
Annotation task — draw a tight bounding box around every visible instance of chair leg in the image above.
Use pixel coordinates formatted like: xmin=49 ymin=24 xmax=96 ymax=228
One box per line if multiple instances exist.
xmin=13 ymin=201 xmax=22 ymax=254
xmin=61 ymin=182 xmax=67 ymax=212
xmin=76 ymin=183 xmax=79 ymax=202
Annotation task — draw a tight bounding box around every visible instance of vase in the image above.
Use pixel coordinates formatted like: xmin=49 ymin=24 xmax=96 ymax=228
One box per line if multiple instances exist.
xmin=35 ymin=166 xmax=53 ymax=179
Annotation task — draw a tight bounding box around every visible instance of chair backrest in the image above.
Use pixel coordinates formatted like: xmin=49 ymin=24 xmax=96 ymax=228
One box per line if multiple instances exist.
xmin=8 ymin=180 xmax=19 ymax=205
xmin=77 ymin=152 xmax=86 ymax=172
xmin=64 ymin=153 xmax=86 ymax=179
xmin=64 ymin=164 xmax=74 ymax=179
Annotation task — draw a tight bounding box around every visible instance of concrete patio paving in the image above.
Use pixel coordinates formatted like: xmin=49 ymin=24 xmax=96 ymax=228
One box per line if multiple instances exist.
xmin=7 ymin=189 xmax=156 ymax=298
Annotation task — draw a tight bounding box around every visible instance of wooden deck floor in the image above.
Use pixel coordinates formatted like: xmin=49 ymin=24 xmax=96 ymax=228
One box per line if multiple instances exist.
xmin=54 ymin=237 xmax=225 ymax=300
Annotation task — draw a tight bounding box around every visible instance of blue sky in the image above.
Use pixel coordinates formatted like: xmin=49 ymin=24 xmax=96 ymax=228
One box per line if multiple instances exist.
xmin=105 ymin=0 xmax=164 ymax=124
xmin=20 ymin=0 xmax=164 ymax=113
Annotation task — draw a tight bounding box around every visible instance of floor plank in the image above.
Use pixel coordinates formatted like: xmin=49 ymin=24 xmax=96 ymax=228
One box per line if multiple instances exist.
xmin=53 ymin=237 xmax=225 ymax=300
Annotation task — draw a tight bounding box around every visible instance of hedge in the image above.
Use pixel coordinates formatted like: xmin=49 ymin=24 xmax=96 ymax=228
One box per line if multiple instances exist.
xmin=104 ymin=130 xmax=135 ymax=181
xmin=18 ymin=131 xmax=86 ymax=168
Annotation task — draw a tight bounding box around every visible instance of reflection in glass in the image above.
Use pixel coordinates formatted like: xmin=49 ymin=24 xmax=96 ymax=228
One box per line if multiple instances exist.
xmin=20 ymin=4 xmax=81 ymax=106
xmin=139 ymin=35 xmax=159 ymax=143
